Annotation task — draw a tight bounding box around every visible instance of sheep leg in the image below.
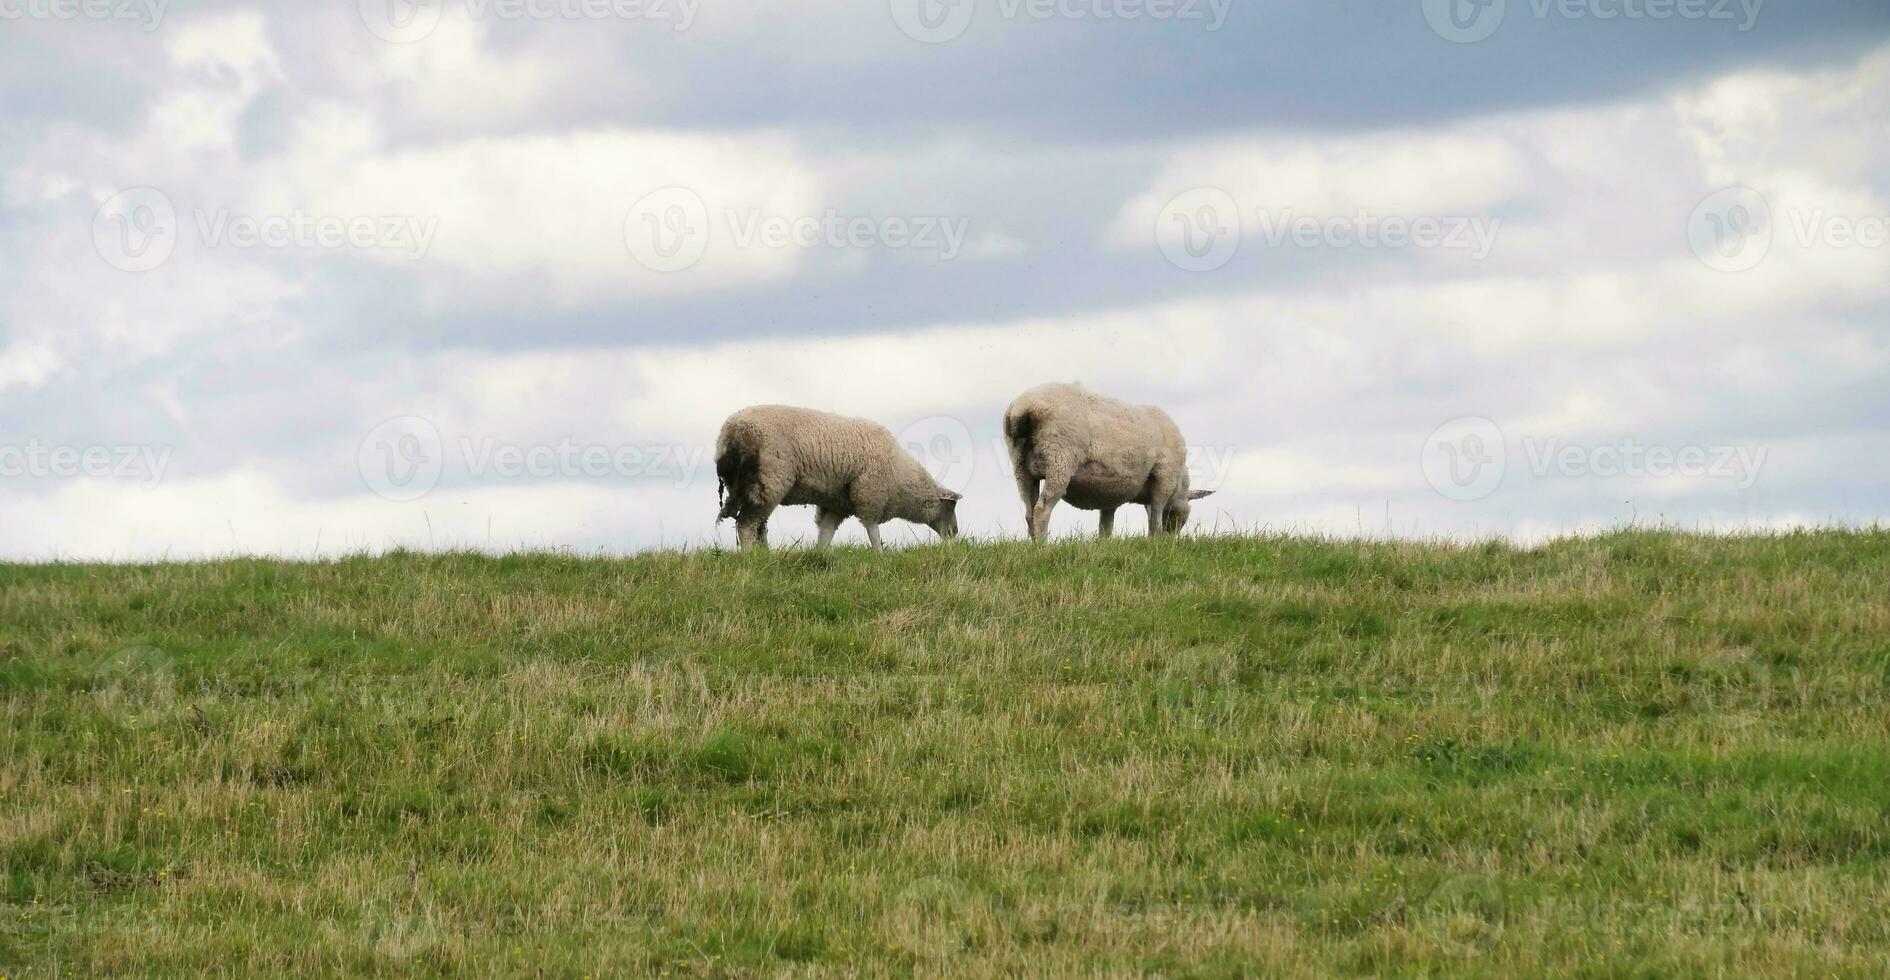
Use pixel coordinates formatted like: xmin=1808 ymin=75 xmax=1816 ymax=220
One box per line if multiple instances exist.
xmin=814 ymin=508 xmax=843 ymax=548
xmin=862 ymin=521 xmax=883 ymax=549
xmin=1146 ymin=464 xmax=1181 ymax=537
xmin=1030 ymin=465 xmax=1073 ymax=541
xmin=736 ymin=503 xmax=775 ymax=550
xmin=1013 ymin=469 xmax=1040 ymax=536
xmin=1098 ymin=508 xmax=1116 ymax=538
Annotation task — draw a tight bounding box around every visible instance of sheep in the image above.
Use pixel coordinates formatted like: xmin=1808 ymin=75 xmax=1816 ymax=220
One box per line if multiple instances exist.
xmin=1003 ymin=383 xmax=1214 ymax=540
xmin=714 ymin=405 xmax=962 ymax=549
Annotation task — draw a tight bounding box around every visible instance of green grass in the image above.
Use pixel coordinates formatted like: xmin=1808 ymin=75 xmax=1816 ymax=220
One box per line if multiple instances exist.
xmin=4 ymin=530 xmax=1890 ymax=976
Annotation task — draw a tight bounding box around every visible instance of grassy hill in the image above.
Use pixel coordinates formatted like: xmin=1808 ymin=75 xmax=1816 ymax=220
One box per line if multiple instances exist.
xmin=4 ymin=530 xmax=1890 ymax=976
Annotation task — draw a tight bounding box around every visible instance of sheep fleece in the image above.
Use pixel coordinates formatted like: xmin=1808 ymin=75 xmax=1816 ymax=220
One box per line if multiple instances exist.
xmin=715 ymin=405 xmax=940 ymax=521
xmin=1003 ymin=383 xmax=1194 ymax=510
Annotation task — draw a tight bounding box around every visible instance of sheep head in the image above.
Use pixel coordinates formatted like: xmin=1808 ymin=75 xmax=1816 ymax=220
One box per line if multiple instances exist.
xmin=926 ymin=487 xmax=962 ymax=539
xmin=1165 ymin=488 xmax=1215 ymax=534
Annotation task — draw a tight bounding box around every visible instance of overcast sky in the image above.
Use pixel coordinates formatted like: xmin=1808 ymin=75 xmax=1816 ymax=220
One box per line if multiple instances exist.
xmin=2 ymin=0 xmax=1887 ymax=557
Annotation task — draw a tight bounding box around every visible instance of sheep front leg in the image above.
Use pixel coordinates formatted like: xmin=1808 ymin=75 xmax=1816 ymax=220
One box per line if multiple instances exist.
xmin=1146 ymin=499 xmax=1168 ymax=537
xmin=1098 ymin=507 xmax=1116 ymax=538
xmin=814 ymin=508 xmax=844 ymax=548
xmin=1145 ymin=465 xmax=1179 ymax=537
xmin=862 ymin=520 xmax=883 ymax=549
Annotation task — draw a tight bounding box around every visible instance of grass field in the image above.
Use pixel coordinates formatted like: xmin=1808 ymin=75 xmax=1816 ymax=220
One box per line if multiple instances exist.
xmin=4 ymin=530 xmax=1890 ymax=976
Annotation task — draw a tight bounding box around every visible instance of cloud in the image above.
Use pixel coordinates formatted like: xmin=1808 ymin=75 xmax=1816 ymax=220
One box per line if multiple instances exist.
xmin=259 ymin=117 xmax=822 ymax=305
xmin=3 ymin=13 xmax=1889 ymax=558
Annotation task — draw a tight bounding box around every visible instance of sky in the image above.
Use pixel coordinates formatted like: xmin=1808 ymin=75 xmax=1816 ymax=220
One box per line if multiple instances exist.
xmin=1 ymin=0 xmax=1887 ymax=557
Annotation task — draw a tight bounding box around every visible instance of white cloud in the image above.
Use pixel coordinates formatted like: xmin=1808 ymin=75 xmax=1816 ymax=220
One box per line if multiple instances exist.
xmin=4 ymin=16 xmax=1889 ymax=558
xmin=261 ymin=124 xmax=821 ymax=305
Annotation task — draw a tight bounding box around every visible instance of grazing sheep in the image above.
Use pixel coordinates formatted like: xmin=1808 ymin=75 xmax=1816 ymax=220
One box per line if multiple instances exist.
xmin=715 ymin=405 xmax=962 ymax=549
xmin=1003 ymin=383 xmax=1214 ymax=540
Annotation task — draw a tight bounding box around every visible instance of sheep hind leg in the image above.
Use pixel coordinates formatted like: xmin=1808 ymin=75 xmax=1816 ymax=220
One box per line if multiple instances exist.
xmin=736 ymin=502 xmax=776 ymax=550
xmin=1098 ymin=508 xmax=1116 ymax=538
xmin=1012 ymin=469 xmax=1040 ymax=539
xmin=814 ymin=508 xmax=844 ymax=548
xmin=862 ymin=521 xmax=883 ymax=549
xmin=1030 ymin=464 xmax=1074 ymax=542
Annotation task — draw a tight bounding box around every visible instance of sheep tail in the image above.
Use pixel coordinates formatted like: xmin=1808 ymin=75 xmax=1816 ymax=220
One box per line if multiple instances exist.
xmin=1003 ymin=403 xmax=1038 ymax=460
xmin=714 ymin=421 xmax=761 ymax=523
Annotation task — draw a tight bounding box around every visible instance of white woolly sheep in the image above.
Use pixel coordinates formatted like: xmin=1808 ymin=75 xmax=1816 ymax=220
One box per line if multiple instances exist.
xmin=715 ymin=405 xmax=962 ymax=549
xmin=1003 ymin=383 xmax=1214 ymax=540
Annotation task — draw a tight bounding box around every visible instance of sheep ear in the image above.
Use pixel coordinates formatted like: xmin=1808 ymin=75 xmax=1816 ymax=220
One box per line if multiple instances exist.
xmin=1187 ymin=489 xmax=1216 ymax=500
xmin=937 ymin=488 xmax=962 ymax=501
